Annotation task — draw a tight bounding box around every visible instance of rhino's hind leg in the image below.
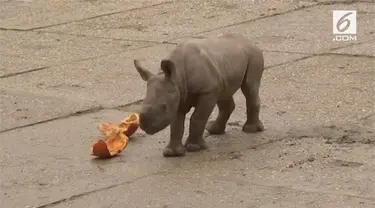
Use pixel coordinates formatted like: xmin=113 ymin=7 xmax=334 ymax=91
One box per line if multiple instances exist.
xmin=185 ymin=95 xmax=217 ymax=152
xmin=241 ymin=82 xmax=264 ymax=133
xmin=205 ymin=97 xmax=235 ymax=134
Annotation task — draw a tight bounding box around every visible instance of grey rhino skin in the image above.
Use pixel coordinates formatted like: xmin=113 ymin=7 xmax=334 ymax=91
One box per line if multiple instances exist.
xmin=133 ymin=33 xmax=265 ymax=157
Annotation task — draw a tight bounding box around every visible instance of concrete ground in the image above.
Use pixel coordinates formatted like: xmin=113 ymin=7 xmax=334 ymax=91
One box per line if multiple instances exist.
xmin=0 ymin=0 xmax=374 ymax=207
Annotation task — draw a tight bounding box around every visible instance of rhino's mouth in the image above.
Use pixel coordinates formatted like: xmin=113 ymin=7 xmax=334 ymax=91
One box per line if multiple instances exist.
xmin=141 ymin=126 xmax=159 ymax=135
xmin=140 ymin=119 xmax=170 ymax=135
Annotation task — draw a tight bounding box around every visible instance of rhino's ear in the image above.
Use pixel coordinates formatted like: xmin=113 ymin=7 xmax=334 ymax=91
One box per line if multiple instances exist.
xmin=134 ymin=59 xmax=154 ymax=81
xmin=160 ymin=59 xmax=175 ymax=79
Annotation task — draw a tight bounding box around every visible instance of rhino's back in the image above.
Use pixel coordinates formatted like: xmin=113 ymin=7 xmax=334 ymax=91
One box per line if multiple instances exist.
xmin=171 ymin=33 xmax=260 ymax=95
xmin=185 ymin=33 xmax=260 ymax=57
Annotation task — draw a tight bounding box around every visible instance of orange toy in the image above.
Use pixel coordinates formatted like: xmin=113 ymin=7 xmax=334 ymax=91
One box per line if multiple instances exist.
xmin=91 ymin=113 xmax=139 ymax=158
xmin=119 ymin=113 xmax=139 ymax=137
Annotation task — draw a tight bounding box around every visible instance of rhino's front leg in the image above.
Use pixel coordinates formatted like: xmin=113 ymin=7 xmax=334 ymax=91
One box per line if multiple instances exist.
xmin=185 ymin=95 xmax=217 ymax=152
xmin=163 ymin=112 xmax=186 ymax=157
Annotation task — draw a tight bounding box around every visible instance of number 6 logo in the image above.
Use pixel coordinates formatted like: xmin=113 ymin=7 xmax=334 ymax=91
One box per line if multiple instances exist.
xmin=336 ymin=12 xmax=352 ymax=32
xmin=333 ymin=10 xmax=357 ymax=35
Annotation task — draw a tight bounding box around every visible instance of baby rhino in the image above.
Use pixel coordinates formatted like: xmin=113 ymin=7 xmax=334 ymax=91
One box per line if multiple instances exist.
xmin=133 ymin=33 xmax=265 ymax=157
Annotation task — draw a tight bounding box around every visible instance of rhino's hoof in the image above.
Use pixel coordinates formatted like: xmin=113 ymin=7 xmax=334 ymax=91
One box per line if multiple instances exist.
xmin=205 ymin=121 xmax=226 ymax=135
xmin=242 ymin=120 xmax=264 ymax=133
xmin=185 ymin=139 xmax=208 ymax=152
xmin=163 ymin=145 xmax=186 ymax=157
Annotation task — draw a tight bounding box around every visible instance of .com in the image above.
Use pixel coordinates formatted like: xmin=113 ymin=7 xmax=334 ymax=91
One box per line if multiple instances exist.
xmin=333 ymin=35 xmax=357 ymax=41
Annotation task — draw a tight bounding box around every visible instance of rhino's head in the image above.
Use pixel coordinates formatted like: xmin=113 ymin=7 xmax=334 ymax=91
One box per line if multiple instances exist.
xmin=133 ymin=59 xmax=180 ymax=135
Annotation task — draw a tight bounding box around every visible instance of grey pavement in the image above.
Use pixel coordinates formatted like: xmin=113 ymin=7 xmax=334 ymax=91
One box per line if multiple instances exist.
xmin=0 ymin=0 xmax=374 ymax=208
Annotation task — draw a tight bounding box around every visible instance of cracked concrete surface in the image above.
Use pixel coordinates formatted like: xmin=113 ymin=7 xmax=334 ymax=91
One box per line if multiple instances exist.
xmin=0 ymin=0 xmax=374 ymax=208
xmin=0 ymin=0 xmax=172 ymax=30
xmin=0 ymin=30 xmax=150 ymax=77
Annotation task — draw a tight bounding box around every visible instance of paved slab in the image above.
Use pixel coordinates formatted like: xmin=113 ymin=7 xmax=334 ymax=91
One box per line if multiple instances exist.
xmin=0 ymin=88 xmax=100 ymax=132
xmin=174 ymin=3 xmax=375 ymax=53
xmin=0 ymin=30 xmax=149 ymax=77
xmin=2 ymin=103 xmax=372 ymax=208
xmin=331 ymin=40 xmax=375 ymax=56
xmin=48 ymin=136 xmax=375 ymax=208
xmin=0 ymin=0 xmax=171 ymax=30
xmin=255 ymin=55 xmax=375 ymax=125
xmin=0 ymin=44 xmax=308 ymax=111
xmin=212 ymin=54 xmax=375 ymax=138
xmin=0 ymin=105 xmax=289 ymax=208
xmin=36 ymin=0 xmax=317 ymax=42
xmin=0 ymin=109 xmax=178 ymax=208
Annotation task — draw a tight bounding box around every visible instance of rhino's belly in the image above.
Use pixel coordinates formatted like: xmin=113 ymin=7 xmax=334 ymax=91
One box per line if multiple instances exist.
xmin=218 ymin=71 xmax=246 ymax=100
